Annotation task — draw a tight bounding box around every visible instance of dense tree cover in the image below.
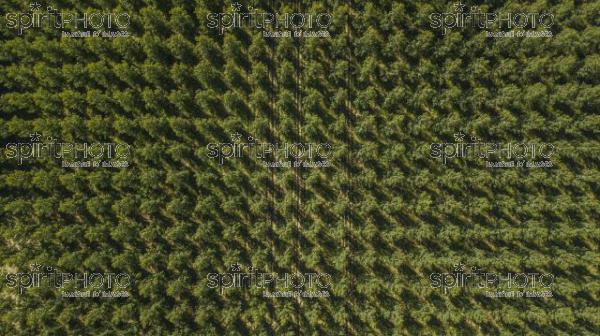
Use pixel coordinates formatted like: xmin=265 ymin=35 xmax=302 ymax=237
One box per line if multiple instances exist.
xmin=0 ymin=0 xmax=599 ymax=335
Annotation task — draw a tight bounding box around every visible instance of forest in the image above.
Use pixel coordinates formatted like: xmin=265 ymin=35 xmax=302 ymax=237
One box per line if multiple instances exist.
xmin=0 ymin=0 xmax=599 ymax=335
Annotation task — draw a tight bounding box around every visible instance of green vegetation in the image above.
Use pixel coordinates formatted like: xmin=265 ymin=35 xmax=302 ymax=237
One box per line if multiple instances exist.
xmin=0 ymin=0 xmax=598 ymax=335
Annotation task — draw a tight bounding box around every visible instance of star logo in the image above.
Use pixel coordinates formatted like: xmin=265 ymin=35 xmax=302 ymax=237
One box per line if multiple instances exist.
xmin=454 ymin=2 xmax=466 ymax=12
xmin=453 ymin=262 xmax=465 ymax=272
xmin=230 ymin=263 xmax=241 ymax=272
xmin=30 ymin=132 xmax=41 ymax=142
xmin=29 ymin=2 xmax=41 ymax=11
xmin=231 ymin=2 xmax=242 ymax=12
xmin=453 ymin=132 xmax=465 ymax=142
xmin=30 ymin=263 xmax=41 ymax=272
xmin=230 ymin=132 xmax=242 ymax=142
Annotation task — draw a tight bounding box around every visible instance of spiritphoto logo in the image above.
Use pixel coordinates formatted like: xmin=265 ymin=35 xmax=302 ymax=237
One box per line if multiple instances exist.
xmin=207 ymin=2 xmax=331 ymax=37
xmin=207 ymin=263 xmax=331 ymax=298
xmin=5 ymin=2 xmax=130 ymax=37
xmin=430 ymin=2 xmax=554 ymax=37
xmin=430 ymin=262 xmax=554 ymax=298
xmin=4 ymin=263 xmax=131 ymax=298
xmin=429 ymin=132 xmax=555 ymax=168
xmin=206 ymin=132 xmax=332 ymax=168
xmin=4 ymin=132 xmax=131 ymax=168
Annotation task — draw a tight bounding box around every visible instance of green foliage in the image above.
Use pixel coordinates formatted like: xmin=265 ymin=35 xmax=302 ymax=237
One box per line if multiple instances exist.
xmin=0 ymin=1 xmax=599 ymax=335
